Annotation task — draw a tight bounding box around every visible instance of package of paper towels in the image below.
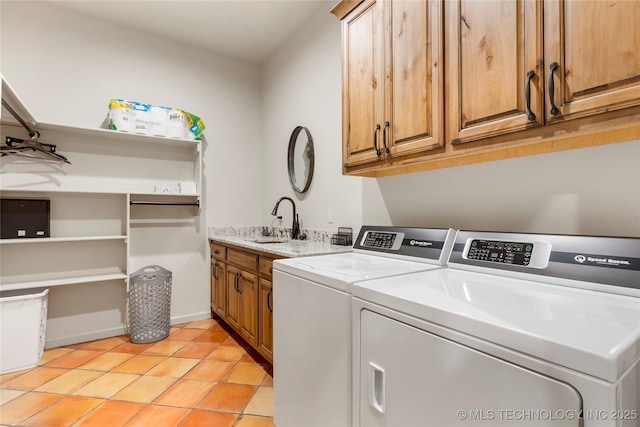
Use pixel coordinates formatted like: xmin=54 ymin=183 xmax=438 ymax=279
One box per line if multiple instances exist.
xmin=108 ymin=99 xmax=205 ymax=140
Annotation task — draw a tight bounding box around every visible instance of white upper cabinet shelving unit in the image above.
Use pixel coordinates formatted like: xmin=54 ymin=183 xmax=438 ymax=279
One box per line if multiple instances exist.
xmin=1 ymin=76 xmax=202 ymax=198
xmin=0 ymin=75 xmax=203 ymax=292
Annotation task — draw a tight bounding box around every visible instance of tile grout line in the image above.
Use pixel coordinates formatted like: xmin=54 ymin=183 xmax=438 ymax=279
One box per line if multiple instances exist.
xmin=1 ymin=320 xmax=274 ymax=427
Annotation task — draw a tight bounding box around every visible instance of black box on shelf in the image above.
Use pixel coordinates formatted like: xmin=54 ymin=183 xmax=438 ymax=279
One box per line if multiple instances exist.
xmin=0 ymin=199 xmax=50 ymax=239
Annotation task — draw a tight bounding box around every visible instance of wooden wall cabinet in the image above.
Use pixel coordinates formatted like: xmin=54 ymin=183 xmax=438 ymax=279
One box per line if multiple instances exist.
xmin=333 ymin=0 xmax=640 ymax=177
xmin=336 ymin=0 xmax=443 ymax=170
xmin=544 ymin=0 xmax=640 ymax=122
xmin=448 ymin=0 xmax=640 ymax=145
xmin=446 ymin=0 xmax=544 ymax=144
xmin=209 ymin=241 xmax=279 ymax=363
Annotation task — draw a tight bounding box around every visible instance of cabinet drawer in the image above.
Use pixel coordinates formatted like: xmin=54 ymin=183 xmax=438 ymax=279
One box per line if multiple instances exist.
xmin=210 ymin=243 xmax=226 ymax=260
xmin=227 ymin=248 xmax=258 ymax=271
xmin=259 ymin=257 xmax=275 ymax=278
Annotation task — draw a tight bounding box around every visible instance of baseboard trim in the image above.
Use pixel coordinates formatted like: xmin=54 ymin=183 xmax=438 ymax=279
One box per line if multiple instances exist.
xmin=45 ymin=326 xmax=126 ymax=349
xmin=170 ymin=311 xmax=212 ymax=326
xmin=44 ymin=311 xmax=212 ymax=349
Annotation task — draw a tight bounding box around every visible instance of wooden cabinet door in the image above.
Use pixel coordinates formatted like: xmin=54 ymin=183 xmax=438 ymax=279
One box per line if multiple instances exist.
xmin=211 ymin=260 xmax=226 ymax=318
xmin=258 ymin=278 xmax=273 ymax=361
xmin=210 ymin=259 xmax=216 ymax=314
xmin=341 ymin=0 xmax=385 ymax=167
xmin=385 ymin=0 xmax=443 ymax=157
xmin=446 ymin=0 xmax=543 ymax=144
xmin=226 ymin=266 xmax=241 ymax=332
xmin=544 ymin=0 xmax=640 ymax=122
xmin=238 ymin=270 xmax=258 ymax=347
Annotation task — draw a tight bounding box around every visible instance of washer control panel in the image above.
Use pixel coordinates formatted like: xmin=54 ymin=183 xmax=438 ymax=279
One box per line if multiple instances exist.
xmin=361 ymin=231 xmax=404 ymax=250
xmin=353 ymin=226 xmax=457 ymax=264
xmin=462 ymin=238 xmax=552 ymax=269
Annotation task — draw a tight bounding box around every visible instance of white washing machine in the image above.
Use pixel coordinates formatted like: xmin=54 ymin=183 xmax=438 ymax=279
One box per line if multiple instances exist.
xmin=353 ymin=231 xmax=640 ymax=427
xmin=273 ymin=226 xmax=456 ymax=427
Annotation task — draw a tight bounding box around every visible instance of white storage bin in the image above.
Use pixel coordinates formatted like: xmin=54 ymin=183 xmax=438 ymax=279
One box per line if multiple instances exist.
xmin=0 ymin=287 xmax=48 ymax=374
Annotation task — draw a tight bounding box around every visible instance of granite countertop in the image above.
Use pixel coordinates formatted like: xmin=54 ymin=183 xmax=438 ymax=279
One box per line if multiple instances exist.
xmin=208 ymin=226 xmax=353 ymax=258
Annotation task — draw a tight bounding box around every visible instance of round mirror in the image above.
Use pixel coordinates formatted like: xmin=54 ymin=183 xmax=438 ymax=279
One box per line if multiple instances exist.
xmin=288 ymin=126 xmax=314 ymax=194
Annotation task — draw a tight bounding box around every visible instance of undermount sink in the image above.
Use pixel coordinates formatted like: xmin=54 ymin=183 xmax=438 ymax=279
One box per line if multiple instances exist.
xmin=251 ymin=237 xmax=289 ymax=244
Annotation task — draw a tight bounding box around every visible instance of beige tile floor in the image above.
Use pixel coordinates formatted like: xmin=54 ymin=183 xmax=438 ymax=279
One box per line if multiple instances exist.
xmin=0 ymin=319 xmax=274 ymax=426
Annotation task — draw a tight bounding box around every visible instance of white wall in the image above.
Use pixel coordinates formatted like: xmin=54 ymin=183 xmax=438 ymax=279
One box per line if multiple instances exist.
xmin=369 ymin=141 xmax=640 ymax=236
xmin=261 ymin=3 xmax=363 ymax=234
xmin=264 ymin=6 xmax=640 ymax=238
xmin=1 ymin=1 xmax=264 ymax=227
xmin=1 ymin=1 xmax=265 ymax=345
xmin=2 ymin=0 xmax=639 ymax=347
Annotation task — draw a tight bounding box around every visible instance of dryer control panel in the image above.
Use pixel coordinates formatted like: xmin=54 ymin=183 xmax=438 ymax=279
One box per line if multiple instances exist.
xmin=450 ymin=230 xmax=640 ymax=294
xmin=467 ymin=239 xmax=533 ymax=265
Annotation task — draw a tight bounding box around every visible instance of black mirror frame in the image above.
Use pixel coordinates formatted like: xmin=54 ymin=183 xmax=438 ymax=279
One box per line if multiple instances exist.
xmin=287 ymin=126 xmax=314 ymax=194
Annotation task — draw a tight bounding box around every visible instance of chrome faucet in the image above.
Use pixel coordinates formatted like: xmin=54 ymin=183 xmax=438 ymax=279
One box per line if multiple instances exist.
xmin=271 ymin=197 xmax=300 ymax=240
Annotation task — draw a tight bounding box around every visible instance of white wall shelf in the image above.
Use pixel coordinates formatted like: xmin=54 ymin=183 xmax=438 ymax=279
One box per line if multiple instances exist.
xmin=1 ymin=120 xmax=202 ymax=198
xmin=0 ymin=268 xmax=128 ymax=292
xmin=1 ymin=238 xmax=127 ymax=288
xmin=0 ymin=188 xmax=200 ymax=198
xmin=1 ymin=74 xmax=203 ymax=298
xmin=36 ymin=121 xmax=201 ymax=147
xmin=0 ymin=236 xmax=127 ymax=245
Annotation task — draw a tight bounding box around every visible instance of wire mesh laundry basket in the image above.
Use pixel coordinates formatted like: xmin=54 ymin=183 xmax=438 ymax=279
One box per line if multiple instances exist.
xmin=128 ymin=265 xmax=172 ymax=344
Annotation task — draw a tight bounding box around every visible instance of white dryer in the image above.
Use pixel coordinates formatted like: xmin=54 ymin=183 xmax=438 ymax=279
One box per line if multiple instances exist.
xmin=273 ymin=226 xmax=456 ymax=427
xmin=352 ymin=231 xmax=640 ymax=427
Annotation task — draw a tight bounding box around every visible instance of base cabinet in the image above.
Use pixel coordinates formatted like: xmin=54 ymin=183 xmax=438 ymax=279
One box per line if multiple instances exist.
xmin=210 ymin=259 xmax=226 ymax=318
xmin=237 ymin=267 xmax=259 ymax=347
xmin=225 ymin=266 xmax=242 ymax=331
xmin=258 ymin=278 xmax=273 ymax=360
xmin=209 ymin=240 xmax=279 ymax=363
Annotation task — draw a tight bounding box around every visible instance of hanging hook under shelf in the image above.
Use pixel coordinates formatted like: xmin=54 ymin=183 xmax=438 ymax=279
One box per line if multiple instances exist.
xmin=1 ymin=136 xmax=71 ymax=164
